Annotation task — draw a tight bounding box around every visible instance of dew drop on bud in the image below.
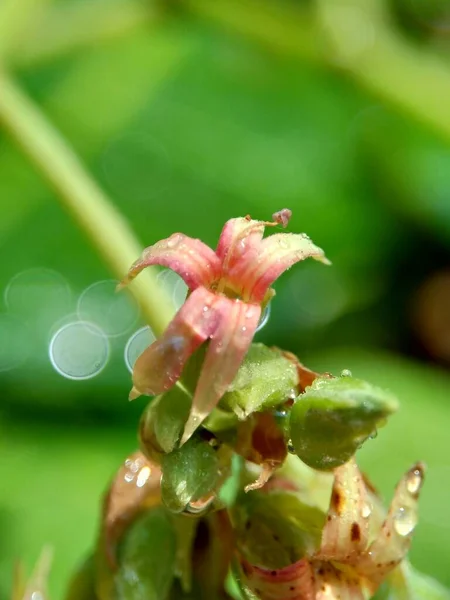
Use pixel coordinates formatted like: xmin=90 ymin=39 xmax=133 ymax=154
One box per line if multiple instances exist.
xmin=406 ymin=467 xmax=424 ymax=496
xmin=361 ymin=502 xmax=372 ymax=519
xmin=340 ymin=369 xmax=352 ymax=377
xmin=394 ymin=506 xmax=417 ymax=536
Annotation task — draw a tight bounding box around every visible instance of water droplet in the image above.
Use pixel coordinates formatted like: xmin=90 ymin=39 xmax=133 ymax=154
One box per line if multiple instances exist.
xmin=124 ymin=326 xmax=156 ymax=373
xmin=256 ymin=302 xmax=271 ymax=333
xmin=167 ymin=234 xmax=182 ymax=248
xmin=394 ymin=506 xmax=417 ymax=536
xmin=203 ymin=305 xmax=209 ymax=312
xmin=340 ymin=369 xmax=352 ymax=377
xmin=136 ymin=465 xmax=152 ymax=488
xmin=369 ymin=429 xmax=378 ymax=440
xmin=77 ymin=279 xmax=140 ymax=337
xmin=287 ymin=440 xmax=295 ymax=454
xmin=124 ymin=472 xmax=134 ymax=483
xmin=361 ymin=502 xmax=372 ymax=518
xmin=48 ymin=321 xmax=110 ymax=380
xmin=406 ymin=467 xmax=424 ymax=495
xmin=241 ymin=326 xmax=247 ymax=332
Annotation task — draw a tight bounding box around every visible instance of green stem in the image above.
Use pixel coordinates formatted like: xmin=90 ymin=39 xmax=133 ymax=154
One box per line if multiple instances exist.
xmin=0 ymin=69 xmax=173 ymax=336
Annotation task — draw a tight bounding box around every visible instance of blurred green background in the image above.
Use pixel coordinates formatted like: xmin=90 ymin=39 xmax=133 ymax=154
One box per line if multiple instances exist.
xmin=1 ymin=0 xmax=450 ymax=597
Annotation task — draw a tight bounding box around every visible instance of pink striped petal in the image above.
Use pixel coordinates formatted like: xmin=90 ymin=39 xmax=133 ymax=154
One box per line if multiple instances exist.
xmin=130 ymin=287 xmax=221 ymax=399
xmin=181 ymin=299 xmax=261 ymax=444
xmin=317 ymin=459 xmax=369 ymax=564
xmin=216 ymin=217 xmax=265 ymax=277
xmin=230 ymin=233 xmax=330 ymax=304
xmin=119 ymin=233 xmax=221 ymax=290
xmin=357 ymin=462 xmax=425 ymax=588
xmin=239 ymin=557 xmax=315 ymax=600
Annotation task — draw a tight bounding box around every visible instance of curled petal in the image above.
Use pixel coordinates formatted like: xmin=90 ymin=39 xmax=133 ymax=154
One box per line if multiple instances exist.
xmin=181 ymin=299 xmax=261 ymax=444
xmin=216 ymin=217 xmax=265 ymax=276
xmin=358 ymin=462 xmax=425 ymax=588
xmin=119 ymin=233 xmax=221 ymax=290
xmin=239 ymin=557 xmax=315 ymax=600
xmin=317 ymin=459 xmax=369 ymax=563
xmin=131 ymin=287 xmax=221 ymax=398
xmin=230 ymin=232 xmax=330 ymax=303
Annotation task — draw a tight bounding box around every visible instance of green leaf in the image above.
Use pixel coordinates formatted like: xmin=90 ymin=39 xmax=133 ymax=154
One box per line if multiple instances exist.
xmin=289 ymin=375 xmax=398 ymax=470
xmin=160 ymin=437 xmax=219 ymax=513
xmin=114 ymin=507 xmax=177 ymax=600
xmin=140 ymin=387 xmax=192 ymax=458
xmin=219 ymin=344 xmax=298 ymax=419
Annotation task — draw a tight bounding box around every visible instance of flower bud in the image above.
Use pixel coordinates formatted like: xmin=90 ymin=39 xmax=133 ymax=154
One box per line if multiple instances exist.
xmin=161 ymin=437 xmax=219 ymax=513
xmin=113 ymin=508 xmax=177 ymax=600
xmin=289 ymin=376 xmax=399 ymax=470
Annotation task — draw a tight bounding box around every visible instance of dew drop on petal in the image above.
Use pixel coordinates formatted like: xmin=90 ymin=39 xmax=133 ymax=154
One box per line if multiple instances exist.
xmin=124 ymin=326 xmax=156 ymax=373
xmin=256 ymin=303 xmax=271 ymax=333
xmin=406 ymin=468 xmax=424 ymax=496
xmin=48 ymin=321 xmax=110 ymax=380
xmin=77 ymin=279 xmax=140 ymax=337
xmin=393 ymin=506 xmax=418 ymax=536
xmin=340 ymin=369 xmax=352 ymax=377
xmin=361 ymin=502 xmax=372 ymax=519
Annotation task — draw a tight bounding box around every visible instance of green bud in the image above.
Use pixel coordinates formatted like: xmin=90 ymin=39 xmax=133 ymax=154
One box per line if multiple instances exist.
xmin=140 ymin=387 xmax=192 ymax=460
xmin=232 ymin=486 xmax=325 ymax=569
xmin=114 ymin=507 xmax=177 ymax=600
xmin=161 ymin=437 xmax=219 ymax=513
xmin=220 ymin=344 xmax=298 ymax=419
xmin=289 ymin=376 xmax=399 ymax=470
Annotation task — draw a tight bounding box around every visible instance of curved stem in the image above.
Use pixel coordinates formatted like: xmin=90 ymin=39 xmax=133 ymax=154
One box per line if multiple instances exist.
xmin=0 ymin=69 xmax=173 ymax=336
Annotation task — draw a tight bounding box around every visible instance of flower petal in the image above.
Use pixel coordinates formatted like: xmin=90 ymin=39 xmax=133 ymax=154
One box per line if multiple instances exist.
xmin=238 ymin=557 xmax=315 ymax=600
xmin=312 ymin=562 xmax=366 ymax=600
xmin=357 ymin=462 xmax=425 ymax=588
xmin=230 ymin=232 xmax=330 ymax=303
xmin=131 ymin=287 xmax=221 ymax=398
xmin=316 ymin=459 xmax=369 ymax=563
xmin=181 ymin=299 xmax=261 ymax=444
xmin=119 ymin=233 xmax=221 ymax=290
xmin=216 ymin=217 xmax=266 ymax=276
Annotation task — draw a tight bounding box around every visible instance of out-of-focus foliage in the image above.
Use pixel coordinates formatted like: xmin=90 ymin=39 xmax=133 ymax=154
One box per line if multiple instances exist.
xmin=0 ymin=0 xmax=450 ymax=598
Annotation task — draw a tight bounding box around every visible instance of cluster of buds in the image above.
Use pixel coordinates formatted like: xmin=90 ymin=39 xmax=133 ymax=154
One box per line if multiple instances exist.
xmin=19 ymin=211 xmax=445 ymax=600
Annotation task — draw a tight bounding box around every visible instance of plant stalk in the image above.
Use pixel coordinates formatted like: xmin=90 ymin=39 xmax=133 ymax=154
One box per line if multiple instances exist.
xmin=0 ymin=69 xmax=173 ymax=336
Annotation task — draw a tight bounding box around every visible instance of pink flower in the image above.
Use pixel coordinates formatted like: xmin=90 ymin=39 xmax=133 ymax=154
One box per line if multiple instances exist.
xmin=238 ymin=459 xmax=425 ymax=599
xmin=120 ymin=209 xmax=329 ymax=443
